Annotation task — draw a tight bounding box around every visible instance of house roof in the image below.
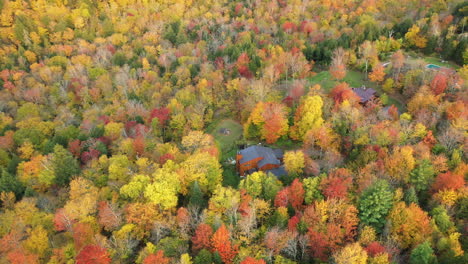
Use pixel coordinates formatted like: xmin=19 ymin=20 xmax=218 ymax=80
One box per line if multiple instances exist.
xmin=266 ymin=166 xmax=287 ymax=178
xmin=273 ymin=148 xmax=284 ymax=159
xmin=352 ymin=87 xmax=376 ymax=103
xmin=239 ymin=145 xmax=280 ymax=167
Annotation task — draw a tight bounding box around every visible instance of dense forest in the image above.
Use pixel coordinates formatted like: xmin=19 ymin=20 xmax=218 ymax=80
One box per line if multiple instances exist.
xmin=0 ymin=0 xmax=467 ymax=263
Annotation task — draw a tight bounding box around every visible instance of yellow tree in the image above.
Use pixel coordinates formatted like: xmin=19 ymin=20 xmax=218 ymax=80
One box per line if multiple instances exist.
xmin=283 ymin=150 xmax=305 ymax=175
xmin=388 ymin=202 xmax=432 ymax=249
xmin=63 ymin=177 xmax=99 ymax=221
xmin=179 ymin=152 xmax=223 ymax=194
xmin=108 ymin=155 xmax=131 ymax=182
xmin=22 ymin=225 xmax=49 ymax=259
xmin=405 ymin=25 xmax=427 ymax=49
xmin=384 ymin=146 xmax=415 ymax=183
xmin=333 ymin=243 xmax=368 ymax=264
xmin=144 ymin=161 xmax=181 ymax=210
xmin=290 ymin=95 xmax=324 ymax=141
xmin=120 ymin=174 xmax=151 ymax=200
xmin=181 ymin=131 xmax=215 ymax=152
xmin=244 ymin=102 xmax=289 ymax=144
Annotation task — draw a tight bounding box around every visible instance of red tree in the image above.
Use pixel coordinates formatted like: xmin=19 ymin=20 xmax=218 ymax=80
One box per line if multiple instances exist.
xmin=177 ymin=207 xmax=190 ymax=227
xmin=68 ymin=139 xmax=82 ymax=157
xmin=239 ymin=189 xmax=252 ymax=216
xmin=241 ymin=257 xmax=267 ymax=264
xmin=387 ymin=105 xmax=399 ymax=120
xmin=430 ymin=73 xmax=448 ymax=95
xmin=54 ymin=208 xmax=73 ymax=232
xmin=288 ymin=179 xmax=305 ymax=210
xmin=274 ymin=188 xmax=289 ymax=207
xmin=307 ymin=229 xmax=330 ymax=261
xmin=369 ymin=64 xmax=385 ymax=83
xmin=330 ymin=63 xmax=346 ymax=80
xmin=432 ymin=172 xmax=465 ymax=192
xmin=7 ymin=250 xmax=39 ymax=264
xmin=143 ymin=250 xmax=170 ymax=264
xmin=423 ymin=130 xmax=437 ymax=147
xmin=321 ymin=176 xmax=352 ymax=200
xmin=0 ymin=231 xmax=21 ymax=254
xmin=288 ymin=215 xmax=301 ymax=232
xmin=365 ymin=241 xmax=387 ymax=257
xmin=211 ymin=225 xmax=238 ymax=264
xmin=159 ymin=153 xmax=175 ymax=165
xmin=149 ymin=107 xmax=170 ymax=125
xmin=446 ymin=101 xmax=466 ymax=120
xmin=76 ymin=245 xmax=111 ymax=264
xmin=73 ymin=223 xmax=95 ymax=252
xmin=236 ymin=52 xmax=253 ymax=78
xmin=330 ymin=83 xmax=360 ymax=105
xmin=98 ymin=201 xmax=121 ymax=231
xmin=283 ymin=22 xmax=297 ymax=33
xmin=133 ymin=136 xmax=145 ymax=155
xmin=192 ymin=223 xmax=213 ymax=253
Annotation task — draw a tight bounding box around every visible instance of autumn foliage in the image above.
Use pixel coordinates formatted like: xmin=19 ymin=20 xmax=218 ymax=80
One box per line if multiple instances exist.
xmin=432 ymin=172 xmax=465 ymax=192
xmin=76 ymin=245 xmax=111 ymax=264
xmin=241 ymin=257 xmax=267 ymax=264
xmin=143 ymin=251 xmax=171 ymax=264
xmin=192 ymin=223 xmax=214 ymax=253
xmin=0 ymin=1 xmax=465 ymax=264
xmin=211 ymin=225 xmax=238 ymax=264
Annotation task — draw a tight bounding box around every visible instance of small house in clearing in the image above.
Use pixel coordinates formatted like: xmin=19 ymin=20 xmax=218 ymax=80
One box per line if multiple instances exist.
xmin=236 ymin=145 xmax=286 ymax=177
xmin=352 ymin=87 xmax=376 ymax=104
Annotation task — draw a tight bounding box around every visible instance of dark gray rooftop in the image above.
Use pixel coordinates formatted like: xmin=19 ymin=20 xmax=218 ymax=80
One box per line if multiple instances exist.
xmin=239 ymin=145 xmax=281 ymax=167
xmin=273 ymin=148 xmax=284 ymax=159
xmin=352 ymin=87 xmax=376 ymax=103
xmin=266 ymin=166 xmax=287 ymax=177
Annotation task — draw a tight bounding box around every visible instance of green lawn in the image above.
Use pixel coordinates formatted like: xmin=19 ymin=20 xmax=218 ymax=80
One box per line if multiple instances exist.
xmin=206 ymin=119 xmax=243 ymax=188
xmin=207 ymin=119 xmax=243 ymax=156
xmin=307 ymin=71 xmax=335 ymax=91
xmin=307 ymin=70 xmax=405 ymax=111
xmin=307 ymin=70 xmax=375 ymax=92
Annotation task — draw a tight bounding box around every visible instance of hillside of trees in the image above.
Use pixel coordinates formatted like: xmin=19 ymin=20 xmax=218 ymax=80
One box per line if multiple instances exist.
xmin=0 ymin=0 xmax=467 ymax=263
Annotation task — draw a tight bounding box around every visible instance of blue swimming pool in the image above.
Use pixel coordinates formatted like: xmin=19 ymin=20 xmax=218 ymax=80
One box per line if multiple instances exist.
xmin=426 ymin=64 xmax=441 ymax=69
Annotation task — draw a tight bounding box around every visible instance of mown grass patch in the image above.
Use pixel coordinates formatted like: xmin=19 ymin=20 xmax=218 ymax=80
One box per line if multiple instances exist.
xmin=308 ymin=70 xmax=375 ymax=92
xmin=207 ymin=119 xmax=243 ymax=154
xmin=206 ymin=119 xmax=243 ymax=187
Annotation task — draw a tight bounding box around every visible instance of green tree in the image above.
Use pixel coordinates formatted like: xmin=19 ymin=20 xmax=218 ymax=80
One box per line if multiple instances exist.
xmin=194 ymin=249 xmax=213 ymax=264
xmin=431 ymin=206 xmax=454 ymax=234
xmin=51 ymin=145 xmax=80 ymax=186
xmin=0 ymin=169 xmax=25 ymax=199
xmin=303 ymin=176 xmax=323 ymax=204
xmin=120 ymin=175 xmax=151 ymax=200
xmin=108 ymin=155 xmax=130 ymax=182
xmin=404 ymin=186 xmax=419 ymax=205
xmin=358 ymin=180 xmax=394 ymax=233
xmin=188 ymin=181 xmax=206 ymax=209
xmin=410 ymin=159 xmax=435 ymax=193
xmin=410 ymin=241 xmax=437 ymax=264
xmin=239 ymin=171 xmax=282 ymax=201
